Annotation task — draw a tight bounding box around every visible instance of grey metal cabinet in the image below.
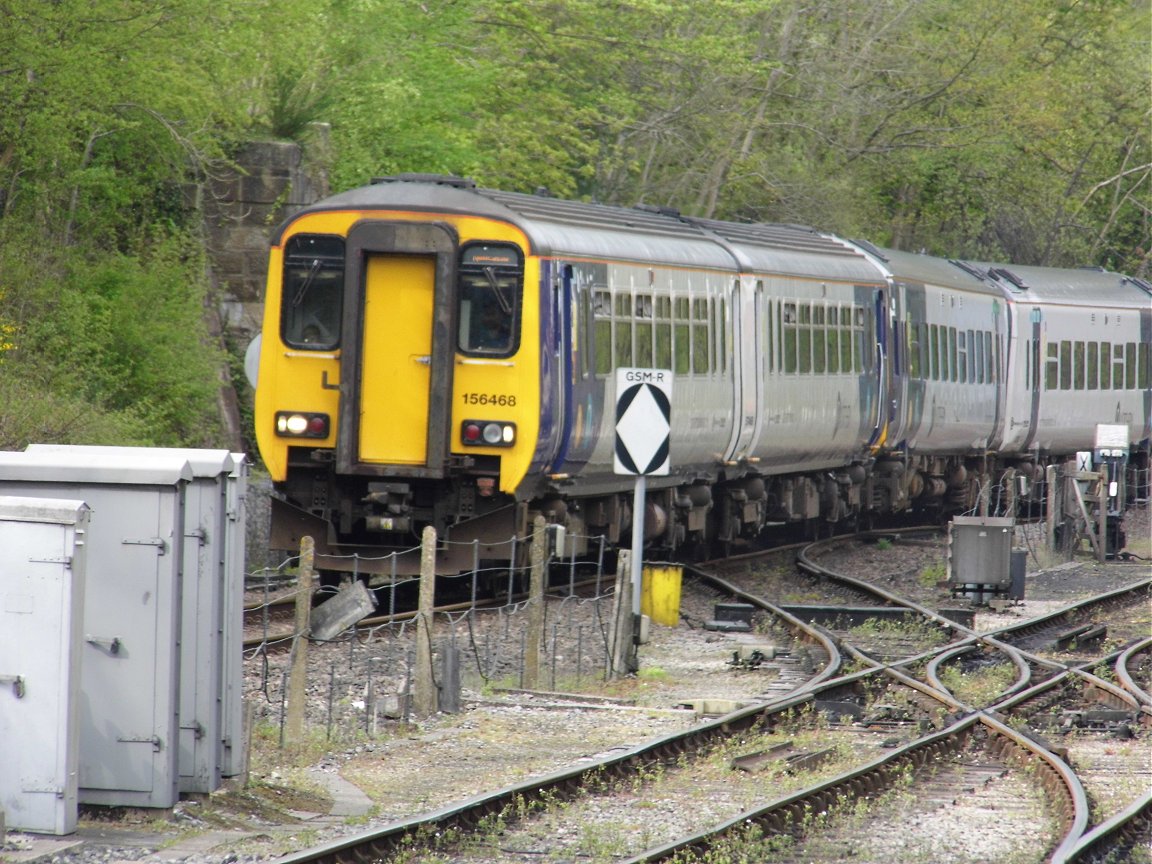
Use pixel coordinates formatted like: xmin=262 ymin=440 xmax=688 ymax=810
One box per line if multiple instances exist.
xmin=0 ymin=496 xmax=90 ymax=834
xmin=0 ymin=452 xmax=191 ymax=809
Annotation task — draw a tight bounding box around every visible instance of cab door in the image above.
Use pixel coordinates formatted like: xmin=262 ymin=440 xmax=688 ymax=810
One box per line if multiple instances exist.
xmin=337 ymin=220 xmax=457 ymax=477
xmin=359 ymin=254 xmax=436 ymax=465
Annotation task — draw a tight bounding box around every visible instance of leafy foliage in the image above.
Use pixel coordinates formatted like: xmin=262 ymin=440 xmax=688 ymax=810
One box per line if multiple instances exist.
xmin=0 ymin=0 xmax=1147 ymax=450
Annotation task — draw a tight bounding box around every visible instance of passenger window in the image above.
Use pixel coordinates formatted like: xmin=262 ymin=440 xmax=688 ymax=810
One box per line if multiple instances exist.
xmin=1099 ymin=343 xmax=1111 ymax=388
xmin=783 ymin=302 xmax=798 ymax=374
xmin=798 ymin=304 xmax=812 ymax=374
xmin=457 ymin=244 xmax=522 ymax=356
xmin=1060 ymin=341 xmax=1072 ymax=390
xmin=281 ymin=234 xmax=345 ymax=349
xmin=674 ymin=297 xmax=691 ymax=375
xmin=655 ymin=296 xmax=672 ymax=370
xmin=1087 ymin=342 xmax=1098 ymax=390
xmin=1046 ymin=342 xmax=1059 ymax=390
xmin=593 ymin=290 xmax=612 ymax=376
xmin=1125 ymin=343 xmax=1137 ymax=390
xmin=692 ymin=297 xmax=709 ymax=374
xmin=1073 ymin=341 xmax=1085 ymax=390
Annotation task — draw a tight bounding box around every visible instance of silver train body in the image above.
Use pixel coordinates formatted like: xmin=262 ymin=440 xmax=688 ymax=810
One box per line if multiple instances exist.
xmin=253 ymin=178 xmax=1151 ymax=569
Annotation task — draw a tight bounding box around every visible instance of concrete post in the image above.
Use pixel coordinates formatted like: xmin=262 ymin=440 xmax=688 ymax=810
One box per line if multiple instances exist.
xmin=285 ymin=536 xmax=314 ymax=743
xmin=524 ymin=517 xmax=546 ymax=689
xmin=412 ymin=527 xmax=438 ymax=717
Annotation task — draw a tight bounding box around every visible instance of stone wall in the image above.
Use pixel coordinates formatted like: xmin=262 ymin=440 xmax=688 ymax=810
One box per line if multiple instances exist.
xmin=202 ymin=134 xmax=330 ymax=340
xmin=197 ymin=134 xmax=329 ymax=450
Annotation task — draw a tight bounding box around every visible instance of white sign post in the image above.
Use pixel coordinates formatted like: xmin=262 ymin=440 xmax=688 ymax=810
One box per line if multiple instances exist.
xmin=614 ymin=368 xmax=672 ymax=658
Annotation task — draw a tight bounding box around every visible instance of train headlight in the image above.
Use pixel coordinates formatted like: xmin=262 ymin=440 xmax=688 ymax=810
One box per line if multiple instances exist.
xmin=461 ymin=420 xmax=515 ymax=447
xmin=275 ymin=411 xmax=329 ymax=439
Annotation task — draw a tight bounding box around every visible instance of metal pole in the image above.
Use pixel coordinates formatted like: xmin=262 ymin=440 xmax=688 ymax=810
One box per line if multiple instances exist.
xmin=630 ymin=475 xmax=646 ymax=625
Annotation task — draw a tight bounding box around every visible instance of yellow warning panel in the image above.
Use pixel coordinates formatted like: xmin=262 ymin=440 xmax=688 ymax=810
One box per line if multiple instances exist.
xmin=641 ymin=564 xmax=683 ymax=627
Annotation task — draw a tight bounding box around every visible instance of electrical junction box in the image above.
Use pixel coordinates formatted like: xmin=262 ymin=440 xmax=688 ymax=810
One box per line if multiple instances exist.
xmin=0 ymin=496 xmax=90 ymax=834
xmin=947 ymin=515 xmax=1015 ymax=602
xmin=27 ymin=445 xmax=250 ymax=790
xmin=0 ymin=450 xmax=191 ymax=809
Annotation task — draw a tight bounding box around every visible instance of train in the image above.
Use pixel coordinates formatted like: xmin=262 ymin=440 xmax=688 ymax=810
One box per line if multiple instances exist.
xmin=248 ymin=173 xmax=1151 ymax=576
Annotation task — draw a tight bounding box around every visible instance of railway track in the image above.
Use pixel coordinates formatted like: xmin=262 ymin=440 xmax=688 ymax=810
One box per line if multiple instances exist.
xmin=260 ymin=534 xmax=1150 ymax=864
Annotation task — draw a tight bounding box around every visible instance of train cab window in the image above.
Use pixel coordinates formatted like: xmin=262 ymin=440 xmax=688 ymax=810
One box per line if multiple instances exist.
xmin=281 ymin=234 xmax=345 ymax=349
xmin=457 ymin=244 xmax=522 ymax=357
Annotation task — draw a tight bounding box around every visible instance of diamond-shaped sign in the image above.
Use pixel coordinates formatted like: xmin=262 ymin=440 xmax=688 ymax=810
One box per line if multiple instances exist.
xmin=614 ymin=368 xmax=672 ymax=475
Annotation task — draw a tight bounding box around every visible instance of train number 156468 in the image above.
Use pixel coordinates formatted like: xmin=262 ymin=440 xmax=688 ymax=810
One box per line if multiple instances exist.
xmin=462 ymin=392 xmax=517 ymax=407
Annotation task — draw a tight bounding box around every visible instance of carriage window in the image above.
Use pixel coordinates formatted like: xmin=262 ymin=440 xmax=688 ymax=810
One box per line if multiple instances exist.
xmin=593 ymin=290 xmax=612 ymax=375
xmin=1059 ymin=341 xmax=1072 ymax=390
xmin=1046 ymin=342 xmax=1059 ymax=390
xmin=846 ymin=310 xmax=861 ymax=373
xmin=798 ymin=303 xmax=812 ymax=374
xmin=957 ymin=331 xmax=968 ymax=383
xmin=813 ymin=305 xmax=826 ymax=374
xmin=1139 ymin=342 xmax=1150 ymax=389
xmin=1073 ymin=341 xmax=1086 ymax=389
xmin=674 ymin=297 xmax=690 ymax=375
xmin=634 ymin=293 xmax=653 ymax=367
xmin=692 ymin=297 xmax=710 ymax=374
xmin=655 ymin=296 xmax=672 ymax=370
xmin=458 ymin=244 xmax=522 ymax=356
xmin=615 ymin=293 xmax=632 ymax=368
xmin=782 ymin=302 xmax=798 ymax=373
xmin=1086 ymin=342 xmax=1098 ymax=390
xmin=1114 ymin=344 xmax=1126 ymax=389
xmin=281 ymin=234 xmax=345 ymax=349
xmin=1125 ymin=342 xmax=1137 ymax=389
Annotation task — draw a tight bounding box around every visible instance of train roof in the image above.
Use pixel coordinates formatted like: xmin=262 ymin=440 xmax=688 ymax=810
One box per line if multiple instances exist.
xmin=847 ymin=243 xmax=1004 ymax=298
xmin=962 ymin=262 xmax=1152 ymax=307
xmin=284 ymin=175 xmax=885 ymax=283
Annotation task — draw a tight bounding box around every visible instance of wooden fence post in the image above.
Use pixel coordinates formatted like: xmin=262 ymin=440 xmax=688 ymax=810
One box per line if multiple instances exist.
xmin=524 ymin=517 xmax=546 ymax=689
xmin=285 ymin=536 xmax=315 ymax=744
xmin=412 ymin=526 xmax=439 ymax=717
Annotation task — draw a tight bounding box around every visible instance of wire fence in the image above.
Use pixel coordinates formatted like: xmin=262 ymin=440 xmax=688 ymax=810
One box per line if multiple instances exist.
xmin=241 ymin=530 xmax=625 ymax=744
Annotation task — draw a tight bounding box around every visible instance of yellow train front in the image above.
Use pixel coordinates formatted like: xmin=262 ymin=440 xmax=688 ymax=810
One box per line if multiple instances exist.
xmin=253 ymin=176 xmax=553 ymax=576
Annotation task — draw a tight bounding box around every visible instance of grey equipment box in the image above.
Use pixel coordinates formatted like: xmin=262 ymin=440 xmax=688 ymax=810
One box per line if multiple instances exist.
xmin=947 ymin=515 xmax=1015 ymax=601
xmin=27 ymin=445 xmax=249 ymax=791
xmin=0 ymin=496 xmax=90 ymax=834
xmin=0 ymin=451 xmax=191 ymax=809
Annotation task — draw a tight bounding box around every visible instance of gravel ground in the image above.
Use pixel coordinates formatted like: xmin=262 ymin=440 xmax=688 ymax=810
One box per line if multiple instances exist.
xmin=3 ymin=506 xmax=1148 ymax=864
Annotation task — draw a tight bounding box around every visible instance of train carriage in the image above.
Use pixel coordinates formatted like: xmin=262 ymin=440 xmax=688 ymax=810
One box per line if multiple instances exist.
xmin=251 ymin=174 xmax=1150 ymax=575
